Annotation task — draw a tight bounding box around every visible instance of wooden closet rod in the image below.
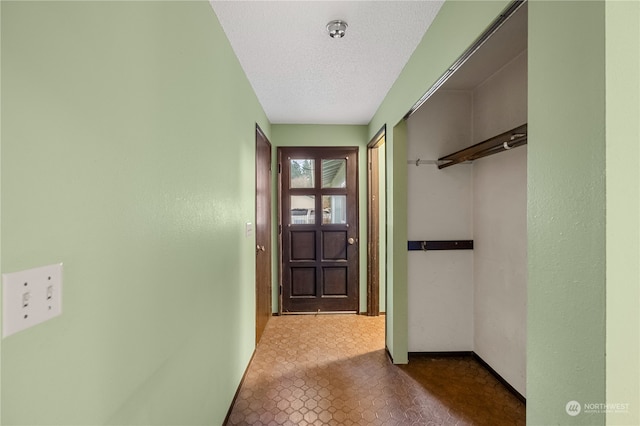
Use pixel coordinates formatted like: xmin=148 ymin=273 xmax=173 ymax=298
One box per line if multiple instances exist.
xmin=437 ymin=123 xmax=527 ymax=169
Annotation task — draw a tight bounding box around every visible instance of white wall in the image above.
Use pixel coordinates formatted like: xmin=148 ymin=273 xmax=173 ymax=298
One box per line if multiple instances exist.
xmin=407 ymin=90 xmax=474 ymax=351
xmin=472 ymin=51 xmax=528 ymax=396
xmin=473 ymin=51 xmax=528 ymax=141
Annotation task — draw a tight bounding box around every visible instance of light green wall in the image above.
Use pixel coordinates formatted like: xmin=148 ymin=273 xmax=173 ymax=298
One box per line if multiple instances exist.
xmin=528 ymin=2 xmax=606 ymax=424
xmin=606 ymin=1 xmax=640 ymax=425
xmin=271 ymin=124 xmax=369 ymax=313
xmin=369 ymin=0 xmax=509 ymax=364
xmin=387 ymin=122 xmax=409 ymax=363
xmin=1 ymin=1 xmax=269 ymax=425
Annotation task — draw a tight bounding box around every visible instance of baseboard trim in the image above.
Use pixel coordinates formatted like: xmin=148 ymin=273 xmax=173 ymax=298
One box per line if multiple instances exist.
xmin=385 ymin=346 xmax=394 ymax=363
xmin=409 ymin=351 xmax=473 ymax=358
xmin=472 ymin=352 xmax=526 ymax=404
xmin=408 ymin=351 xmax=526 ymax=404
xmin=222 ymin=349 xmax=256 ymax=426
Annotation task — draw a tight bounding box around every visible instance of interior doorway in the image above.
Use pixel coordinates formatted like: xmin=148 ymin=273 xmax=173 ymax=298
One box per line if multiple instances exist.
xmin=278 ymin=147 xmax=359 ymax=313
xmin=367 ymin=127 xmax=386 ymax=316
xmin=255 ymin=125 xmax=272 ymax=344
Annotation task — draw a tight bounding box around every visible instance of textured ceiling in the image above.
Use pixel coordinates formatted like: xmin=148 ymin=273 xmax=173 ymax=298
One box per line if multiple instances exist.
xmin=210 ymin=1 xmax=444 ymax=125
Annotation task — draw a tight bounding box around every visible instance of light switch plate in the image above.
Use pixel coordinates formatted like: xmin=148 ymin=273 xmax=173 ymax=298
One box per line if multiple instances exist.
xmin=2 ymin=263 xmax=63 ymax=338
xmin=246 ymin=222 xmax=253 ymax=237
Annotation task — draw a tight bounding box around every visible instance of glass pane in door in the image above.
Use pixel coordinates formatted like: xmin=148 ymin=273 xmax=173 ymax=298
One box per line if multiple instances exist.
xmin=321 ymin=159 xmax=346 ymax=188
xmin=291 ymin=195 xmax=315 ymax=224
xmin=290 ymin=159 xmax=315 ymax=188
xmin=322 ymin=195 xmax=347 ymax=224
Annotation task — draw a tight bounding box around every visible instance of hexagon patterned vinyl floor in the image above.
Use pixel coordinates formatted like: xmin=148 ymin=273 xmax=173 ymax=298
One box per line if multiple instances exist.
xmin=225 ymin=315 xmax=525 ymax=426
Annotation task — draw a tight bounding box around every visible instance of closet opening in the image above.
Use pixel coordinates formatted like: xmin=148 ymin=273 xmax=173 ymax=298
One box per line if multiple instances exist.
xmin=403 ymin=0 xmax=527 ymax=403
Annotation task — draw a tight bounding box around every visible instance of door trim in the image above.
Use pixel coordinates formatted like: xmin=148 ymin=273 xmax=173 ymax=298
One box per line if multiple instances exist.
xmin=367 ymin=126 xmax=385 ymax=316
xmin=278 ymin=146 xmax=360 ymax=313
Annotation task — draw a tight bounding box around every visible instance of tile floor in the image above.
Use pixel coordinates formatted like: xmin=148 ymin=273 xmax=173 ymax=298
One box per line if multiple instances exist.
xmin=226 ymin=315 xmax=525 ymax=425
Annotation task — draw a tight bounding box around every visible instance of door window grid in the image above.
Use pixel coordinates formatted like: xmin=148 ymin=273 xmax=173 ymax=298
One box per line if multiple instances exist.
xmin=289 ymin=159 xmax=348 ymax=226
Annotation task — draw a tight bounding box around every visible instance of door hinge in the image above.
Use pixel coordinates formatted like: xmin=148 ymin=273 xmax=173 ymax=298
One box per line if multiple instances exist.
xmin=279 ymin=285 xmax=282 ymax=295
xmin=278 ymin=163 xmax=281 ymax=173
xmin=278 ymin=224 xmax=282 ymax=235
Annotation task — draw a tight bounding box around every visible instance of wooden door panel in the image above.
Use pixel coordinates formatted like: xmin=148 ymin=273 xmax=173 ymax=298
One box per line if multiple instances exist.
xmin=290 ymin=231 xmax=316 ymax=260
xmin=279 ymin=146 xmax=359 ymax=313
xmin=291 ymin=268 xmax=316 ymax=297
xmin=322 ymin=267 xmax=348 ymax=296
xmin=322 ymin=231 xmax=348 ymax=260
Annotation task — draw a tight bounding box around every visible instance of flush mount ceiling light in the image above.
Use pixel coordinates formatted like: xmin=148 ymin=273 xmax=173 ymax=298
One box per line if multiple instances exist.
xmin=327 ymin=20 xmax=348 ymax=39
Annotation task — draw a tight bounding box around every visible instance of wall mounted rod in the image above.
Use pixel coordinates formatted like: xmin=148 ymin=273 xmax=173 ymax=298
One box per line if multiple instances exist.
xmin=408 ymin=240 xmax=474 ymax=251
xmin=409 ymin=159 xmax=444 ymax=166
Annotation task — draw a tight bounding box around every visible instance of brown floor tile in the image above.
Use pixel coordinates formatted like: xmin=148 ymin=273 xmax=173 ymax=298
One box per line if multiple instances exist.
xmin=226 ymin=315 xmax=525 ymax=425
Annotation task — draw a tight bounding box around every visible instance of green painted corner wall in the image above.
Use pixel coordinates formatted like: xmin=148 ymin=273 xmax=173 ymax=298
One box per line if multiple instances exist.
xmin=606 ymin=1 xmax=640 ymax=425
xmin=1 ymin=1 xmax=268 ymax=425
xmin=270 ymin=124 xmax=369 ymax=313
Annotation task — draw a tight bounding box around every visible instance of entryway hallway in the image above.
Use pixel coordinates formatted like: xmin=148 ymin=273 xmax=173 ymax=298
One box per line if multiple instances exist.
xmin=225 ymin=315 xmax=525 ymax=425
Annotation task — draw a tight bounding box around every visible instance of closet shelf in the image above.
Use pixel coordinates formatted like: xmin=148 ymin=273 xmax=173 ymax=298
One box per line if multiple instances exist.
xmin=437 ymin=123 xmax=527 ymax=169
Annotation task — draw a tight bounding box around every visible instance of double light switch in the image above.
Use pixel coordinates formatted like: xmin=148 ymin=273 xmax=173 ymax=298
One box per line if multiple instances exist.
xmin=2 ymin=263 xmax=63 ymax=338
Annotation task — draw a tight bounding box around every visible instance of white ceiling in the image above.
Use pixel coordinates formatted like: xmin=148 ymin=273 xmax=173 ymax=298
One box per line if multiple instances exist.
xmin=209 ymin=1 xmax=444 ymax=125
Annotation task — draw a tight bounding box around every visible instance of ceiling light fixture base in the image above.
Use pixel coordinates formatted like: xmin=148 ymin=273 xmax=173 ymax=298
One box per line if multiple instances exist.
xmin=327 ymin=20 xmax=348 ymax=39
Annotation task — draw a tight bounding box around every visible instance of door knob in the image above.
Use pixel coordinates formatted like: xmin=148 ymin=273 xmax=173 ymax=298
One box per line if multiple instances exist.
xmin=348 ymin=237 xmax=355 ymax=245
xmin=256 ymin=245 xmax=266 ymax=254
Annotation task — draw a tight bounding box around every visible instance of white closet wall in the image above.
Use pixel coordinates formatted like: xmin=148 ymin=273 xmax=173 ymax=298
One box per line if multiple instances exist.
xmin=472 ymin=51 xmax=527 ymax=396
xmin=407 ymin=90 xmax=474 ymax=352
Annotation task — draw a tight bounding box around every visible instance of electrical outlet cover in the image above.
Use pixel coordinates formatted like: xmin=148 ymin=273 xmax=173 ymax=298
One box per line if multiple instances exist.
xmin=2 ymin=263 xmax=63 ymax=338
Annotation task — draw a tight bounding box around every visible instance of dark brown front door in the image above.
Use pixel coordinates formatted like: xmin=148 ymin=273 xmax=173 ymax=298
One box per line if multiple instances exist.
xmin=279 ymin=147 xmax=359 ymax=313
xmin=255 ymin=126 xmax=272 ymax=343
